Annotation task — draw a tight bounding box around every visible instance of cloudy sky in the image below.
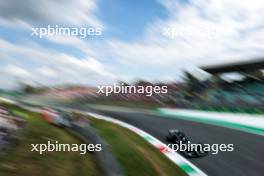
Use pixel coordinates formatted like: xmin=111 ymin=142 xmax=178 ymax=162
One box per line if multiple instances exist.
xmin=1 ymin=0 xmax=264 ymax=89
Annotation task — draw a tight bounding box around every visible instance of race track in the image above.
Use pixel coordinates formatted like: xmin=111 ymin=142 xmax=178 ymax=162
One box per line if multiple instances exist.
xmin=87 ymin=107 xmax=264 ymax=176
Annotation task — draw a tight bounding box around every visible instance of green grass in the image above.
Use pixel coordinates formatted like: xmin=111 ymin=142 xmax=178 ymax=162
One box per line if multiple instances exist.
xmin=87 ymin=101 xmax=264 ymax=115
xmin=0 ymin=106 xmax=101 ymax=176
xmin=90 ymin=118 xmax=187 ymax=176
xmin=193 ymin=104 xmax=264 ymax=115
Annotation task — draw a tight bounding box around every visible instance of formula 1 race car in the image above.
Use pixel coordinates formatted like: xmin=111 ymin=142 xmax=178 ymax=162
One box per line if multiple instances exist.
xmin=166 ymin=129 xmax=208 ymax=158
xmin=41 ymin=108 xmax=71 ymax=128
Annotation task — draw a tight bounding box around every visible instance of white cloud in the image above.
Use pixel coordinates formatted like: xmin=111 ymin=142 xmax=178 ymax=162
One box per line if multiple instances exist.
xmin=0 ymin=0 xmax=102 ymax=28
xmin=36 ymin=67 xmax=57 ymax=78
xmin=0 ymin=65 xmax=34 ymax=89
xmin=106 ymin=0 xmax=264 ymax=75
xmin=1 ymin=0 xmax=264 ymax=88
xmin=3 ymin=65 xmax=32 ymax=78
xmin=0 ymin=39 xmax=115 ymax=89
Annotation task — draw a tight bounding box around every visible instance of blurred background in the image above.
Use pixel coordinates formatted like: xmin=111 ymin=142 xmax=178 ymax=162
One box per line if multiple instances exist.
xmin=0 ymin=0 xmax=263 ymax=113
xmin=0 ymin=0 xmax=264 ymax=175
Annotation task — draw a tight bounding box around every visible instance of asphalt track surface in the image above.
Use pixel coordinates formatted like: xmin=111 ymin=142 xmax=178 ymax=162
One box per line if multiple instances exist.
xmin=87 ymin=107 xmax=264 ymax=176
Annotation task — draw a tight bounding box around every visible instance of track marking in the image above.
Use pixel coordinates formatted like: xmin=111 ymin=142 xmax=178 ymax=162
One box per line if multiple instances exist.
xmin=88 ymin=112 xmax=207 ymax=176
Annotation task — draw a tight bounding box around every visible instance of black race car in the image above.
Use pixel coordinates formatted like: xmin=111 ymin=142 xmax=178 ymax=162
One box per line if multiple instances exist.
xmin=166 ymin=129 xmax=208 ymax=158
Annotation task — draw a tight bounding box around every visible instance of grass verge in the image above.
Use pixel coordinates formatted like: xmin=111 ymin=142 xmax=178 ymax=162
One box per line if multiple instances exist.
xmin=0 ymin=105 xmax=101 ymax=176
xmin=90 ymin=118 xmax=187 ymax=176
